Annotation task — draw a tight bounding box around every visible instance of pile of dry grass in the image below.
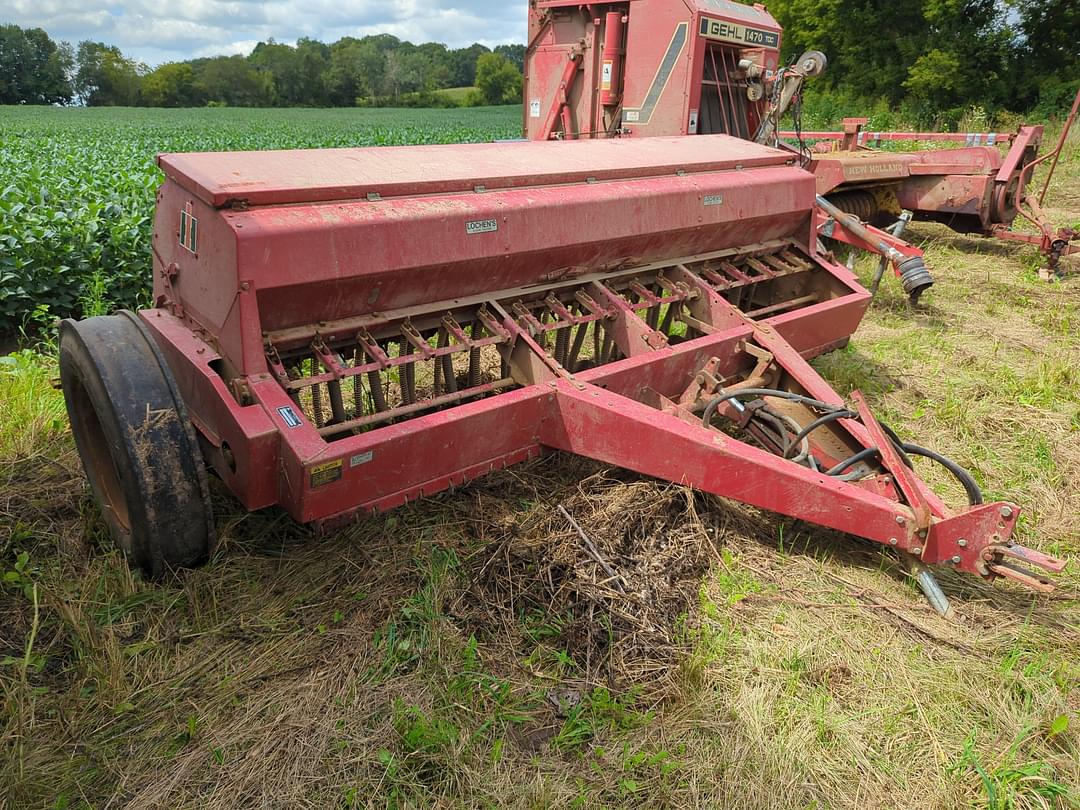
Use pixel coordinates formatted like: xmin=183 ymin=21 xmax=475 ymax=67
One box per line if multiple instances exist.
xmin=456 ymin=461 xmax=723 ymax=695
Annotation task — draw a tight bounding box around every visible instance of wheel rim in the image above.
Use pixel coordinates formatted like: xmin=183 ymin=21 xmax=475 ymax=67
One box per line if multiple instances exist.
xmin=68 ymin=373 xmax=133 ymax=539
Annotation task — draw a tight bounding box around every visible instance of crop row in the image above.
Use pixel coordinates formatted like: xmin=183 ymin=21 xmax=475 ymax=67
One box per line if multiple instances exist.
xmin=0 ymin=105 xmax=521 ymax=332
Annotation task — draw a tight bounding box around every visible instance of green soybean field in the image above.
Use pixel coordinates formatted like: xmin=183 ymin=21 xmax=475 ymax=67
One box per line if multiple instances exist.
xmin=0 ymin=105 xmax=520 ymax=334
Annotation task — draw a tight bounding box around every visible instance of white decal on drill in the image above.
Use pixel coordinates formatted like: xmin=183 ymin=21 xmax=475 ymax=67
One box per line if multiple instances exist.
xmin=703 ymin=194 xmax=724 ymax=207
xmin=529 ymin=99 xmax=541 ymax=118
xmin=350 ymin=451 xmax=374 ymax=467
xmin=466 ymin=219 xmax=498 ymax=235
xmin=277 ymin=406 xmax=302 ymax=428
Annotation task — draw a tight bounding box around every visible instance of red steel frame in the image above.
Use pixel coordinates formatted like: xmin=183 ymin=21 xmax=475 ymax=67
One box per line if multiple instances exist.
xmin=142 ymin=135 xmax=1064 ymax=592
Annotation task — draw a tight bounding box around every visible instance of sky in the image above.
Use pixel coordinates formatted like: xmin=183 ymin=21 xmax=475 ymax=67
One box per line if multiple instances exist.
xmin=0 ymin=1 xmax=526 ymax=67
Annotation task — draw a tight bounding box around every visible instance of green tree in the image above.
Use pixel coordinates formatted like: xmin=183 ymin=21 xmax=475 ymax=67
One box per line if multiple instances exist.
xmin=0 ymin=25 xmax=73 ymax=104
xmin=417 ymin=42 xmax=452 ymax=89
xmin=295 ymin=37 xmax=331 ymax=105
xmin=448 ymin=43 xmax=489 ymax=87
xmin=75 ymin=41 xmax=142 ymax=105
xmin=326 ymin=37 xmax=385 ymax=105
xmin=768 ymin=0 xmax=1016 ymax=110
xmin=474 ymin=51 xmax=521 ymax=105
xmin=1008 ymin=0 xmax=1080 ymax=110
xmin=494 ymin=44 xmax=525 ymax=72
xmin=250 ymin=39 xmax=324 ymax=106
xmin=140 ymin=62 xmax=202 ymax=107
xmin=197 ymin=55 xmax=274 ymax=106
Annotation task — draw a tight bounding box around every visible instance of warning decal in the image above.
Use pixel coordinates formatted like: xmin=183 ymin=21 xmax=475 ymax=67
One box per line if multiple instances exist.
xmin=310 ymin=459 xmax=344 ymax=488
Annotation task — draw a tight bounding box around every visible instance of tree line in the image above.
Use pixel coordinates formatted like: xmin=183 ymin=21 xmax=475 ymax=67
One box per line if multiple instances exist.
xmin=0 ymin=26 xmax=524 ymax=108
xmin=2 ymin=0 xmax=1077 ymax=112
xmin=768 ymin=0 xmax=1078 ymax=116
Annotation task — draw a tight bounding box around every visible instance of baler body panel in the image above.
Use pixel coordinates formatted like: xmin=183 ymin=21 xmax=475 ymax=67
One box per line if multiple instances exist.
xmin=524 ymin=0 xmax=781 ymax=141
xmin=522 ymin=2 xmax=1075 ymax=273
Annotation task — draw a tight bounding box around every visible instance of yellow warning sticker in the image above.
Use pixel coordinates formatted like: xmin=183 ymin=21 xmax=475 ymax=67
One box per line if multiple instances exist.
xmin=310 ymin=459 xmax=343 ymax=488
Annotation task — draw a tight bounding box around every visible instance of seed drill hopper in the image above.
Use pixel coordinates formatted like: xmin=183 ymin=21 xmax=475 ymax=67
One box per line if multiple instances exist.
xmin=524 ymin=0 xmax=1079 ymax=298
xmin=59 ymin=135 xmax=1064 ymax=598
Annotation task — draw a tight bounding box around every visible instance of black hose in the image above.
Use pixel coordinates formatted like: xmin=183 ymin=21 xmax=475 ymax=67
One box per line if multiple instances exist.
xmin=753 ymin=408 xmax=791 ymax=457
xmin=825 ymin=443 xmax=982 ymax=506
xmin=701 ymin=388 xmax=982 ymax=506
xmin=825 ymin=447 xmax=880 ymax=475
xmin=900 ymin=443 xmax=983 ymax=506
xmin=880 ymin=421 xmax=914 ymax=469
xmin=782 ymin=409 xmax=858 ymax=458
xmin=701 ymin=387 xmax=846 ymax=428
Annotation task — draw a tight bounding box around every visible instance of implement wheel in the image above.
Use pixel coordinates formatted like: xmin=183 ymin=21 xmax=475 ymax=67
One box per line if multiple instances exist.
xmin=59 ymin=311 xmax=215 ymax=578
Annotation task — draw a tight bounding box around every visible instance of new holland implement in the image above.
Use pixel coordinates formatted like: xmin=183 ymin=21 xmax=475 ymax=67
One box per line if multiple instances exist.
xmin=59 ymin=135 xmax=1064 ymax=600
xmin=523 ymin=0 xmax=1079 ymax=299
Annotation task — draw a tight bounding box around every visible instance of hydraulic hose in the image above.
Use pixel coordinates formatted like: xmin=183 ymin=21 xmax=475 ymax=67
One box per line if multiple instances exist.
xmin=825 ymin=446 xmax=880 ymax=475
xmin=701 ymin=387 xmax=846 ymax=428
xmin=900 ymin=443 xmax=983 ymax=506
xmin=702 ymin=388 xmax=983 ymax=506
xmin=825 ymin=444 xmax=982 ymax=506
xmin=782 ymin=409 xmax=858 ymax=459
xmin=753 ymin=408 xmax=791 ymax=457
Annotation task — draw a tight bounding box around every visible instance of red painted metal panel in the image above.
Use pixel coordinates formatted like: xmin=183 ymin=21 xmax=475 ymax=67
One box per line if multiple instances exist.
xmin=139 ymin=309 xmax=280 ymax=511
xmin=543 ymin=381 xmax=919 ymax=544
xmin=300 ymin=387 xmax=550 ymax=523
xmin=235 ymin=165 xmax=813 ymax=331
xmin=158 ymin=136 xmax=791 ymax=208
xmin=619 ymin=1 xmax=693 ymax=136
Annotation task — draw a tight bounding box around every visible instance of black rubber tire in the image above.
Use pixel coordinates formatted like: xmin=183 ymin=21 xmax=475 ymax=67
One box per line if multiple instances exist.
xmin=59 ymin=311 xmax=215 ymax=578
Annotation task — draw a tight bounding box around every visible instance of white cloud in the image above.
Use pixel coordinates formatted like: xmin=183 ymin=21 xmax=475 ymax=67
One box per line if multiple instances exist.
xmin=1 ymin=0 xmax=524 ymax=66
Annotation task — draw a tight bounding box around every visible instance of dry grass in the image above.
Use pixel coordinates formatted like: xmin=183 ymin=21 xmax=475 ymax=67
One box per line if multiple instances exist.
xmin=2 ymin=134 xmax=1079 ymax=809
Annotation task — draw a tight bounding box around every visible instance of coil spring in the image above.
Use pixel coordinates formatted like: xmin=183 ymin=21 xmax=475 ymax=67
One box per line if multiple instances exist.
xmin=827 ymin=190 xmax=879 ymax=222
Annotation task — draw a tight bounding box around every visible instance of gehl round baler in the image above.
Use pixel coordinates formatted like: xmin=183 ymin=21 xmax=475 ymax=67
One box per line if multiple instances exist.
xmin=59 ymin=133 xmax=1065 ymax=602
xmin=524 ymin=0 xmax=1079 ymax=298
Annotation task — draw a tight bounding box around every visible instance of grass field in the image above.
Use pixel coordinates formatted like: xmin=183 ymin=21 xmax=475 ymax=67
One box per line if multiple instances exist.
xmin=1 ymin=107 xmax=1079 ymax=809
xmin=436 ymin=86 xmax=480 ymax=104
